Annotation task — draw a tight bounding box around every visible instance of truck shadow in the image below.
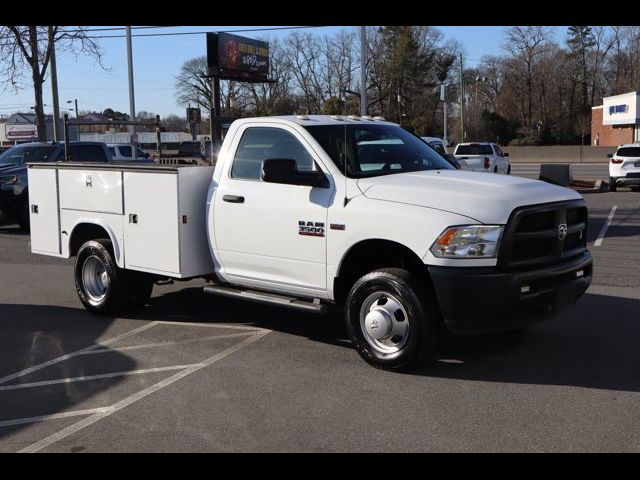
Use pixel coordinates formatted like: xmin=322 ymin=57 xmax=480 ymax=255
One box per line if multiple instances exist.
xmin=134 ymin=286 xmax=352 ymax=350
xmin=139 ymin=288 xmax=640 ymax=393
xmin=415 ymin=293 xmax=640 ymax=393
xmin=0 ymin=304 xmax=134 ymax=445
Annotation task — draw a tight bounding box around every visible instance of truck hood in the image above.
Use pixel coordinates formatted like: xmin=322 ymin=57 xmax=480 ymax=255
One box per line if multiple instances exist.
xmin=356 ymin=170 xmax=581 ymax=224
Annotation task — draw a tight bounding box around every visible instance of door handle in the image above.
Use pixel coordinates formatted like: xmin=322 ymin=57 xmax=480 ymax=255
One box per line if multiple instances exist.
xmin=222 ymin=195 xmax=244 ymax=203
xmin=129 ymin=214 xmax=138 ymax=224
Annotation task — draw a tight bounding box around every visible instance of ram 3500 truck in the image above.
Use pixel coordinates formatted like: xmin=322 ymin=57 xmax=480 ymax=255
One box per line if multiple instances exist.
xmin=27 ymin=115 xmax=592 ymax=370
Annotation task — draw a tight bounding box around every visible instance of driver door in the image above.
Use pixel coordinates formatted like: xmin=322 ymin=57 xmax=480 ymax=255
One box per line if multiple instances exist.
xmin=213 ymin=124 xmax=333 ymax=295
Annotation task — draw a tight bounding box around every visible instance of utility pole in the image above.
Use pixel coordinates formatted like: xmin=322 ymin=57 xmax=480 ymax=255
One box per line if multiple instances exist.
xmin=459 ymin=53 xmax=464 ymax=142
xmin=126 ymin=26 xmax=137 ymax=159
xmin=49 ymin=26 xmax=61 ymax=142
xmin=441 ymin=83 xmax=448 ymax=146
xmin=360 ymin=26 xmax=367 ymax=117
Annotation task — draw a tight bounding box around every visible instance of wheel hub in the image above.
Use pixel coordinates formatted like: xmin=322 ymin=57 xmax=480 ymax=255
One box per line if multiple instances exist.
xmin=359 ymin=292 xmax=410 ymax=354
xmin=82 ymin=255 xmax=109 ymax=304
xmin=364 ymin=309 xmax=392 ymax=340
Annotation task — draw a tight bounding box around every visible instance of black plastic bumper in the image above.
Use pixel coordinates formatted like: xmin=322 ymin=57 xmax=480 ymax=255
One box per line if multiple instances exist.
xmin=428 ymin=252 xmax=593 ymax=335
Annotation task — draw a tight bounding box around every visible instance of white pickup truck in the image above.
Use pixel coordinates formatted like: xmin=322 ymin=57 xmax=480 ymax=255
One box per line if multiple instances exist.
xmin=27 ymin=115 xmax=592 ymax=370
xmin=453 ymin=142 xmax=511 ymax=174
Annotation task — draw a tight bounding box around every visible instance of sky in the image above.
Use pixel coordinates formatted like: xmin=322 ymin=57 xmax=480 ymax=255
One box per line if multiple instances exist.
xmin=0 ymin=26 xmax=569 ymax=120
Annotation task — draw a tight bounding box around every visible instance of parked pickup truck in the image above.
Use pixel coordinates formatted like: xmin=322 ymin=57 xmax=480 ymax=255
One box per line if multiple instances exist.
xmin=27 ymin=115 xmax=592 ymax=370
xmin=453 ymin=142 xmax=511 ymax=174
xmin=155 ymin=141 xmax=209 ymax=166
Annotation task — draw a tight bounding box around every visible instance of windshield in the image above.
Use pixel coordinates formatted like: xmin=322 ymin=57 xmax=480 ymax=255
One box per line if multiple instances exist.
xmin=0 ymin=145 xmax=59 ymax=165
xmin=304 ymin=124 xmax=453 ymax=178
xmin=616 ymin=147 xmax=640 ymax=157
xmin=455 ymin=144 xmax=493 ymax=155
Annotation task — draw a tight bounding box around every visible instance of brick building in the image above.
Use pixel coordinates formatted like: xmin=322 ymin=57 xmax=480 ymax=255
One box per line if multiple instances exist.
xmin=591 ymin=91 xmax=640 ymax=146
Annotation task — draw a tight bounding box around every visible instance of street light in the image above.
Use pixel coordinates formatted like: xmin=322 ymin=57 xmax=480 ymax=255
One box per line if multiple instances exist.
xmin=66 ymin=99 xmax=78 ymax=119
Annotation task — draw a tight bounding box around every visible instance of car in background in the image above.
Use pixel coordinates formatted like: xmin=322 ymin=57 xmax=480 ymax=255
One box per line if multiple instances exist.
xmin=0 ymin=142 xmax=112 ymax=230
xmin=421 ymin=136 xmax=447 ymax=155
xmin=420 ymin=137 xmax=461 ymax=169
xmin=608 ymin=144 xmax=640 ymax=192
xmin=453 ymin=142 xmax=511 ymax=174
xmin=107 ymin=144 xmax=154 ymax=163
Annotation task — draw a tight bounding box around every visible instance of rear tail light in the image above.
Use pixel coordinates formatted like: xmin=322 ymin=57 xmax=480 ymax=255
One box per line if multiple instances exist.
xmin=484 ymin=157 xmax=491 ymax=169
xmin=611 ymin=158 xmax=623 ymax=164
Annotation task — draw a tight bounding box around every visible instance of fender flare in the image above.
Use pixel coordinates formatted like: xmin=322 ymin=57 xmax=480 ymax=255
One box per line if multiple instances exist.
xmin=66 ymin=218 xmax=124 ymax=268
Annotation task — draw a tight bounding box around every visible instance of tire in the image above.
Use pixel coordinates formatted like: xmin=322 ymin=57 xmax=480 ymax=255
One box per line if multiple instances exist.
xmin=75 ymin=239 xmax=129 ymax=314
xmin=493 ymin=166 xmax=498 ymax=173
xmin=345 ymin=268 xmax=440 ymax=370
xmin=127 ymin=272 xmax=154 ymax=309
xmin=609 ymin=177 xmax=617 ymax=192
xmin=507 ymin=165 xmax=511 ymax=175
xmin=17 ymin=201 xmax=30 ymax=232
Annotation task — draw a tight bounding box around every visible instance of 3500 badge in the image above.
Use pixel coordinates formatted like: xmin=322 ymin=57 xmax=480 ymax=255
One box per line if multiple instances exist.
xmin=298 ymin=221 xmax=325 ymax=237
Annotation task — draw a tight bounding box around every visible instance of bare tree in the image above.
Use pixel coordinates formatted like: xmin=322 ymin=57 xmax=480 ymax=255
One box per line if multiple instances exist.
xmin=502 ymin=26 xmax=552 ymax=133
xmin=0 ymin=26 xmax=104 ymax=140
xmin=174 ymin=56 xmax=213 ymax=113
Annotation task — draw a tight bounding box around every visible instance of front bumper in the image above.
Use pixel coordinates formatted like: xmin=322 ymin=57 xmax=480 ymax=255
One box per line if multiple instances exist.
xmin=428 ymin=252 xmax=593 ymax=335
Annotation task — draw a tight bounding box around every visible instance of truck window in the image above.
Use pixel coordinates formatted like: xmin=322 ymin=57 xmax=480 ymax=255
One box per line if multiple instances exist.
xmin=231 ymin=127 xmax=315 ymax=180
xmin=455 ymin=144 xmax=493 ymax=155
xmin=305 ymin=124 xmax=453 ymax=178
xmin=118 ymin=146 xmax=133 ymax=157
xmin=494 ymin=145 xmax=504 ymax=157
xmin=70 ymin=145 xmax=109 ymax=162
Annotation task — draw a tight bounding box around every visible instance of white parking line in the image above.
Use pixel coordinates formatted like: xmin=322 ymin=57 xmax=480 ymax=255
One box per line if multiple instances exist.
xmin=80 ymin=332 xmax=255 ymax=355
xmin=19 ymin=330 xmax=270 ymax=453
xmin=594 ymin=206 xmax=618 ymax=247
xmin=0 ymin=364 xmax=201 ymax=392
xmin=0 ymin=322 xmax=159 ymax=387
xmin=0 ymin=408 xmax=115 ymax=428
xmin=154 ymin=320 xmax=269 ymax=332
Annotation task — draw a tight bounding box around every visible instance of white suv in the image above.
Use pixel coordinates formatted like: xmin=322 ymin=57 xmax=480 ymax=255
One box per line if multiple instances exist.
xmin=609 ymin=144 xmax=640 ymax=192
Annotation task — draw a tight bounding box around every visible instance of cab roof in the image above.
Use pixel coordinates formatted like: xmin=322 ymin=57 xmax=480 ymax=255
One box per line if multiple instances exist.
xmin=233 ymin=114 xmax=397 ymax=127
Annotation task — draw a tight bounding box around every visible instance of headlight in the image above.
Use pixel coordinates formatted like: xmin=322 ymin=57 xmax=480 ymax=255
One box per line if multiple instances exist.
xmin=0 ymin=175 xmax=17 ymax=185
xmin=430 ymin=225 xmax=503 ymax=258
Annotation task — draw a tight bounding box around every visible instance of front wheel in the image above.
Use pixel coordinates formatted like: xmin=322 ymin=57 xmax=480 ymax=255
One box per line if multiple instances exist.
xmin=345 ymin=268 xmax=440 ymax=370
xmin=75 ymin=239 xmax=129 ymax=314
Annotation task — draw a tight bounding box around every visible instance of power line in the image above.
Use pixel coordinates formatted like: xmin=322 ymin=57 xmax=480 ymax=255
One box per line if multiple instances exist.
xmin=0 ymin=25 xmax=332 ymax=43
xmin=84 ymin=25 xmax=332 ymax=40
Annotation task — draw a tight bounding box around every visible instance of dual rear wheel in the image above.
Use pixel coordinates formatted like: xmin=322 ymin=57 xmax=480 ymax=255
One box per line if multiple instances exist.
xmin=75 ymin=239 xmax=154 ymax=314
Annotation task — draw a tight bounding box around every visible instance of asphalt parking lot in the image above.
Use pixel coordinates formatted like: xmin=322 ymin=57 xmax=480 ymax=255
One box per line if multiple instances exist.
xmin=0 ymin=186 xmax=639 ymax=452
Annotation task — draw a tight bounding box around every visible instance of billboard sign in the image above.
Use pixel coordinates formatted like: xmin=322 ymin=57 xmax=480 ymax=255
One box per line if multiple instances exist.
xmin=603 ymin=92 xmax=640 ymax=126
xmin=5 ymin=123 xmax=37 ymax=140
xmin=187 ymin=107 xmax=202 ymax=123
xmin=207 ymin=32 xmax=269 ymax=81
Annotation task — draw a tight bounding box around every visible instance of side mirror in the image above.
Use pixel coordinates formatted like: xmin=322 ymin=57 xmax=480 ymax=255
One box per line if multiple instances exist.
xmin=503 ymin=152 xmax=509 ymax=157
xmin=261 ymin=159 xmax=330 ymax=188
xmin=607 ymin=153 xmax=613 ymax=159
